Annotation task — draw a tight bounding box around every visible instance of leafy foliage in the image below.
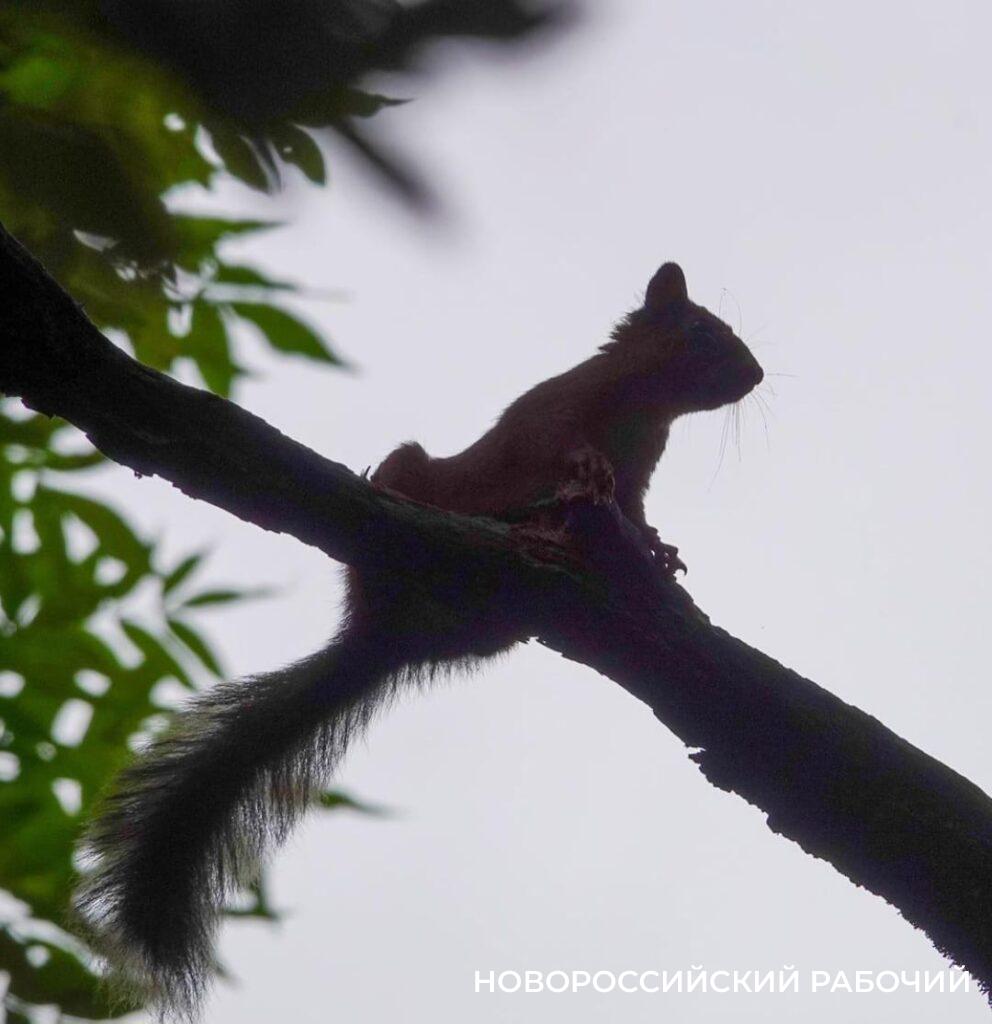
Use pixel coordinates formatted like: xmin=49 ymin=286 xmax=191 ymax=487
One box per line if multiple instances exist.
xmin=0 ymin=6 xmax=344 ymax=397
xmin=0 ymin=6 xmax=342 ymax=1019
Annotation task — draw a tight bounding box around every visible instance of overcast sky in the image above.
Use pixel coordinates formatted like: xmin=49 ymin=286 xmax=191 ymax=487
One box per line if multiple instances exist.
xmin=87 ymin=1 xmax=992 ymax=1019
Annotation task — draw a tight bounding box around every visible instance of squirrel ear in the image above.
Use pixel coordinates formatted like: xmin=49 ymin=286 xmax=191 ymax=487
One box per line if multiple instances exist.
xmin=645 ymin=262 xmax=688 ymax=311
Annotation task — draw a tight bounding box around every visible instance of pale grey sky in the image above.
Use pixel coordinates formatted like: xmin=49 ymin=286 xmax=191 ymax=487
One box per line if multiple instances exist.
xmin=86 ymin=1 xmax=992 ymax=1019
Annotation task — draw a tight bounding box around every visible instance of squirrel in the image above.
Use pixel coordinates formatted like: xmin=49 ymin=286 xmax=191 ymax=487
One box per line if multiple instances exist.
xmin=73 ymin=262 xmax=763 ymax=1019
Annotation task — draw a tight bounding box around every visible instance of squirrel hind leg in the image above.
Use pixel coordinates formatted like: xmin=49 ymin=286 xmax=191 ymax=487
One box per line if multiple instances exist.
xmin=371 ymin=442 xmax=434 ymax=504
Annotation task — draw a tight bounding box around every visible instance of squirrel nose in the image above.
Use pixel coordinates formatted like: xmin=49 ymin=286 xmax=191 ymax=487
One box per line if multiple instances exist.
xmin=744 ymin=348 xmax=764 ymax=387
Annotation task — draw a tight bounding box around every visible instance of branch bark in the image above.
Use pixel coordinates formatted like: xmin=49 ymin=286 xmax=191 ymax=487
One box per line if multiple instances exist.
xmin=3 ymin=219 xmax=991 ymax=996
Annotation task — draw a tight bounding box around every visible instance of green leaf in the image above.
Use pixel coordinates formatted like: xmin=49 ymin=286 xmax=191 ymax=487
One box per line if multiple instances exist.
xmin=343 ymin=90 xmax=408 ymax=120
xmin=293 ymin=87 xmax=405 ymax=125
xmin=187 ymin=300 xmax=241 ymax=397
xmin=208 ymin=126 xmax=271 ymax=192
xmin=36 ymin=450 xmax=104 ymax=472
xmin=38 ymin=489 xmax=149 ymax=568
xmin=0 ymin=925 xmax=138 ymax=1019
xmin=316 ymin=789 xmax=390 ymax=816
xmin=211 ymin=263 xmax=295 ymax=291
xmin=231 ymin=302 xmax=341 ymax=365
xmin=173 ymin=215 xmax=279 ymax=268
xmin=0 ymin=54 xmax=75 ymax=107
xmin=34 ymin=487 xmax=151 ymax=600
xmin=224 ymin=877 xmax=282 ymax=921
xmin=120 ymin=620 xmax=193 ymax=690
xmin=270 ymin=123 xmax=325 ymax=184
xmin=0 ymin=409 xmax=58 ymax=447
xmin=168 ymin=617 xmax=223 ymax=677
xmin=179 ymin=588 xmax=270 ymax=609
xmin=162 ymin=551 xmax=205 ymax=595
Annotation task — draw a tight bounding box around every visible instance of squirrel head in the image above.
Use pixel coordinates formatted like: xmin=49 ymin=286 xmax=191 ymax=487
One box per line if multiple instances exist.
xmin=610 ymin=262 xmax=764 ymax=415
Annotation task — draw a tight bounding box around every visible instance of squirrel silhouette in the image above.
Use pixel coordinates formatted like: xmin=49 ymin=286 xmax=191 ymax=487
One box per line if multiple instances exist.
xmin=73 ymin=262 xmax=763 ymax=1018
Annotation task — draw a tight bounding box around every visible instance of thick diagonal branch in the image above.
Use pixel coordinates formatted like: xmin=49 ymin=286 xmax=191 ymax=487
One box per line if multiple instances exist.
xmin=2 ymin=220 xmax=991 ymax=995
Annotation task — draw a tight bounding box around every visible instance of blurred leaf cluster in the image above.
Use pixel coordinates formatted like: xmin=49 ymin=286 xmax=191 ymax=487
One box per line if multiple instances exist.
xmin=0 ymin=3 xmax=346 ymax=396
xmin=0 ymin=8 xmax=354 ymax=1007
xmin=0 ymin=0 xmax=567 ymax=390
xmin=0 ymin=1 xmax=567 ymax=1018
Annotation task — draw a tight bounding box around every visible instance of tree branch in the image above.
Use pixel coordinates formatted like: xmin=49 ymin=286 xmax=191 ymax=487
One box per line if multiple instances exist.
xmin=3 ymin=219 xmax=991 ymax=996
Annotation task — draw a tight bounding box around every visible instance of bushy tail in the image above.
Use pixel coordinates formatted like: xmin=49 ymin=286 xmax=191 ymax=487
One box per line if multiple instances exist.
xmin=73 ymin=631 xmax=402 ymax=1020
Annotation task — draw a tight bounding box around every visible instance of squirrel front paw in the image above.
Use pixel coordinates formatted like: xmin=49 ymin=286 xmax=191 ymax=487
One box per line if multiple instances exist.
xmin=643 ymin=525 xmax=688 ymax=577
